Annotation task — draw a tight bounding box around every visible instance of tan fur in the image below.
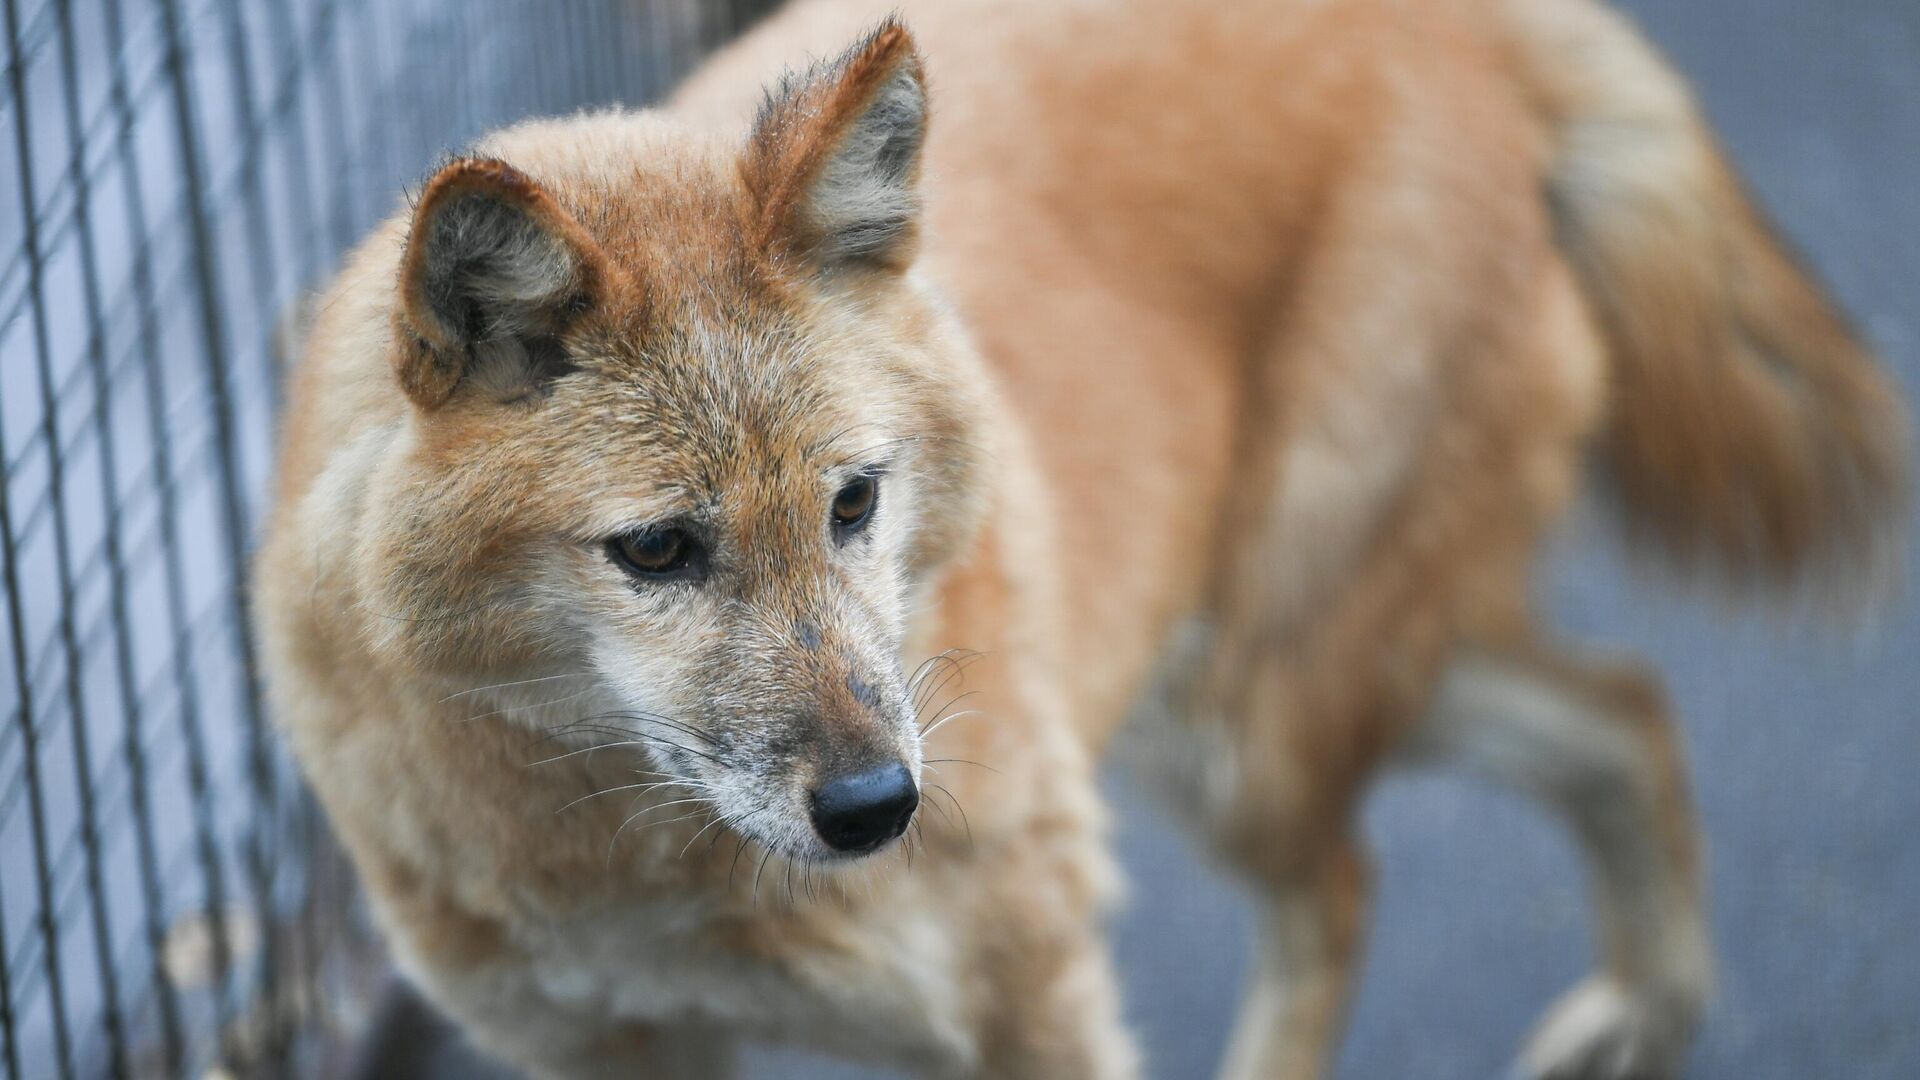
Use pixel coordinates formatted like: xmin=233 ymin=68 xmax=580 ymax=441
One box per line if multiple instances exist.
xmin=255 ymin=1 xmax=1907 ymax=1078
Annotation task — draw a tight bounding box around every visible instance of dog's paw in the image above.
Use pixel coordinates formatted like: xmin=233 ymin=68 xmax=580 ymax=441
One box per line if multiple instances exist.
xmin=1515 ymin=977 xmax=1696 ymax=1080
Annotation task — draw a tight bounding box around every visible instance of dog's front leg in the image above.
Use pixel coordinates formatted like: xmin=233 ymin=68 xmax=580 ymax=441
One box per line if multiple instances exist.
xmin=513 ymin=1021 xmax=735 ymax=1080
xmin=393 ymin=953 xmax=735 ymax=1080
xmin=963 ymin=920 xmax=1139 ymax=1080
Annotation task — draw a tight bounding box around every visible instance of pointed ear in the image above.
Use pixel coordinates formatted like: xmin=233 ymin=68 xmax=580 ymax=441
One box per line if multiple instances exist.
xmin=745 ymin=21 xmax=928 ymax=273
xmin=394 ymin=158 xmax=609 ymax=409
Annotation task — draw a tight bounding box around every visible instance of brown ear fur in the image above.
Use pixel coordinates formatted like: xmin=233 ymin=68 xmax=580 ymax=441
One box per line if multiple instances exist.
xmin=743 ymin=21 xmax=927 ymax=270
xmin=395 ymin=158 xmax=612 ymax=408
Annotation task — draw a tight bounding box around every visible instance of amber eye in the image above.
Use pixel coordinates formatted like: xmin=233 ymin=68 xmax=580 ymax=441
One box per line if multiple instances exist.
xmin=607 ymin=526 xmax=701 ymax=580
xmin=831 ymin=474 xmax=879 ymax=536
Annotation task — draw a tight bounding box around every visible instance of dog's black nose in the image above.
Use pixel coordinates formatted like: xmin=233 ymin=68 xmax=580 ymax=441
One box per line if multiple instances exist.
xmin=810 ymin=762 xmax=918 ymax=853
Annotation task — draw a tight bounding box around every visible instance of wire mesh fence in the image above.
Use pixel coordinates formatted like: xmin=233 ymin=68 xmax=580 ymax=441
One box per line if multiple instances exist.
xmin=0 ymin=1 xmax=773 ymax=1075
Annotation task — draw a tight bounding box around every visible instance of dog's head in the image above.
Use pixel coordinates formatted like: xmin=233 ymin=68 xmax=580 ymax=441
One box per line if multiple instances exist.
xmin=360 ymin=23 xmax=986 ymax=860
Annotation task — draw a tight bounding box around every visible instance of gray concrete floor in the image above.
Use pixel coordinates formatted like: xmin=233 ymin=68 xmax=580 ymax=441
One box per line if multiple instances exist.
xmin=405 ymin=1 xmax=1920 ymax=1076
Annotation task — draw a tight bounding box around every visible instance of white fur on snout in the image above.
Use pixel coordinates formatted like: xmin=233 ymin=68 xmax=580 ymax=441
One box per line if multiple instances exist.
xmin=580 ymin=630 xmax=779 ymax=828
xmin=578 ymin=627 xmax=918 ymax=863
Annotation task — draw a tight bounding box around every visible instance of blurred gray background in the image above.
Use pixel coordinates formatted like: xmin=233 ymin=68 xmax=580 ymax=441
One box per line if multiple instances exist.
xmin=405 ymin=1 xmax=1920 ymax=1077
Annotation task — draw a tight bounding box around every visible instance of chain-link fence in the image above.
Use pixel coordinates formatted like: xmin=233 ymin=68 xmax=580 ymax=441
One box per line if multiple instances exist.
xmin=0 ymin=2 xmax=773 ymax=1075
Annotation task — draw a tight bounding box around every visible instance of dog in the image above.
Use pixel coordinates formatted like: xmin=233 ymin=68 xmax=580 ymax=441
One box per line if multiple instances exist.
xmin=253 ymin=0 xmax=1908 ymax=1076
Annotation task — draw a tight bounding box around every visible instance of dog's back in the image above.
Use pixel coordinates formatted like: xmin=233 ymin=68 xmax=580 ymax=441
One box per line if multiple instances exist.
xmin=682 ymin=0 xmax=1602 ymax=733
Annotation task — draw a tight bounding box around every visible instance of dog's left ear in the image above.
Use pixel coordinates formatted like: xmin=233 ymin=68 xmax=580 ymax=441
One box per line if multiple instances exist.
xmin=746 ymin=20 xmax=927 ymax=273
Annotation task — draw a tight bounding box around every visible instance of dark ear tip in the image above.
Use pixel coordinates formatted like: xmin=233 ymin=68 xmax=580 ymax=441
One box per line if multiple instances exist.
xmin=418 ymin=157 xmax=544 ymax=211
xmin=867 ymin=17 xmax=912 ymax=47
xmin=859 ymin=18 xmax=922 ymax=75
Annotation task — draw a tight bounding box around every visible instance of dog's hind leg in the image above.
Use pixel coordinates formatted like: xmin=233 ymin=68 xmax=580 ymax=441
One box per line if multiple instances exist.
xmin=1407 ymin=640 xmax=1712 ymax=1080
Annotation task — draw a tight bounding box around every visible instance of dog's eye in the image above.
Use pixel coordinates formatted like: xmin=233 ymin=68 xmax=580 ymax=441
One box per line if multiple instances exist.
xmin=608 ymin=526 xmax=702 ymax=580
xmin=831 ymin=475 xmax=879 ymax=537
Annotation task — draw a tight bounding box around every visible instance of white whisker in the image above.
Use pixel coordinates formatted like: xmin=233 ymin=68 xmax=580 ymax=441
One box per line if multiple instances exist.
xmin=528 ymin=735 xmax=718 ymax=768
xmin=555 ymin=777 xmax=717 ymax=814
xmin=440 ymin=671 xmax=588 ymax=704
xmin=463 ymin=684 xmax=601 ymax=723
xmin=919 ymin=708 xmax=984 ymax=740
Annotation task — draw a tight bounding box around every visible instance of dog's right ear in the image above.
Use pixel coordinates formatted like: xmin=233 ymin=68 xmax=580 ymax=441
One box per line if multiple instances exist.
xmin=393 ymin=158 xmax=610 ymax=409
xmin=745 ymin=20 xmax=928 ymax=274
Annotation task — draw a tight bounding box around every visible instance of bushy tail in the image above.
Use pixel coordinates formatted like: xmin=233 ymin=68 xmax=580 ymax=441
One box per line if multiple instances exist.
xmin=1499 ymin=0 xmax=1909 ymax=602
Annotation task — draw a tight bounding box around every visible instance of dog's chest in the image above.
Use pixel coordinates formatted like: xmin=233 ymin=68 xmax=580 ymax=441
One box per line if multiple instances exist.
xmin=524 ymin=893 xmax=977 ymax=1069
